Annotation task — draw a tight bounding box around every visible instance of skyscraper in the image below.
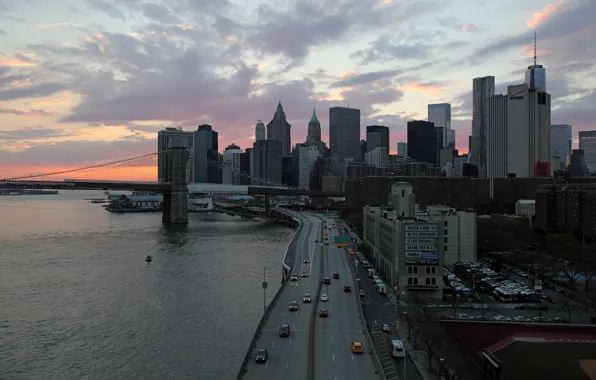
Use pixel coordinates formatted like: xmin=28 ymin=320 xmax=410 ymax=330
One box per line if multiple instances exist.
xmin=157 ymin=127 xmax=194 ymax=183
xmin=366 ymin=125 xmax=389 ymax=152
xmin=550 ymin=124 xmax=572 ymax=169
xmin=506 ymin=83 xmax=551 ymax=177
xmin=222 ymin=143 xmax=243 ymax=185
xmin=579 ymin=131 xmax=596 ymax=172
xmin=428 ymin=103 xmax=454 ymax=148
xmin=267 ymin=102 xmax=292 ymax=157
xmin=471 ymin=76 xmax=495 ymax=167
xmin=253 ymin=139 xmax=283 ymax=185
xmin=486 ymin=94 xmax=508 ymax=191
xmin=329 ymin=106 xmax=360 ymax=162
xmin=525 ymin=33 xmax=546 ymax=91
xmin=255 ymin=120 xmax=265 ymax=141
xmin=397 ymin=142 xmax=408 ymax=157
xmin=407 ymin=121 xmax=439 ymax=166
xmin=193 ymin=124 xmax=220 ymax=183
xmin=307 ymin=109 xmax=321 ymax=143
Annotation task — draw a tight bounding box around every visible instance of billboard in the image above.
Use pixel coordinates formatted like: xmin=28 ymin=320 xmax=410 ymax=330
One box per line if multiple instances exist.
xmin=334 ymin=236 xmax=349 ymax=247
xmin=404 ymin=222 xmax=439 ymax=264
xmin=323 ymin=211 xmax=338 ymax=219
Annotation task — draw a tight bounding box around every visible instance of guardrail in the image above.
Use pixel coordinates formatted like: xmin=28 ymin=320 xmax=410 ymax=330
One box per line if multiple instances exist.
xmin=344 ymin=223 xmax=385 ymax=380
xmin=308 ymin=220 xmax=324 ymax=380
xmin=282 ymin=217 xmax=301 ymax=273
xmin=236 ymin=216 xmax=304 ymax=380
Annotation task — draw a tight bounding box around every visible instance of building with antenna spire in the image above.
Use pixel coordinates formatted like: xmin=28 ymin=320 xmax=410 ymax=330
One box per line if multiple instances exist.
xmin=525 ymin=32 xmax=546 ymax=91
xmin=307 ymin=108 xmax=321 ymax=143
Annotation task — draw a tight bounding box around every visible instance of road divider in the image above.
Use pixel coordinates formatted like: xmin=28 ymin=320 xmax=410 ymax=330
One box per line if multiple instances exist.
xmin=236 ymin=216 xmax=304 ymax=380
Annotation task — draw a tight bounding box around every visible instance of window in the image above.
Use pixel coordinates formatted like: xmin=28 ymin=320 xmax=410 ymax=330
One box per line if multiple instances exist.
xmin=425 ymin=267 xmax=437 ymax=274
xmin=407 ymin=266 xmax=418 ymax=274
xmin=402 ymin=189 xmax=405 ymax=197
xmin=407 ymin=277 xmax=418 ymax=285
xmin=425 ymin=277 xmax=437 ymax=285
xmin=444 ymin=237 xmax=448 ymax=243
xmin=444 ymin=221 xmax=448 ymax=227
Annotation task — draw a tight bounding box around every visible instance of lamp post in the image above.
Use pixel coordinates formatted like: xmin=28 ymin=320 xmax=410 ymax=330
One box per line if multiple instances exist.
xmin=439 ymin=357 xmax=446 ymax=379
xmin=262 ymin=267 xmax=267 ymax=314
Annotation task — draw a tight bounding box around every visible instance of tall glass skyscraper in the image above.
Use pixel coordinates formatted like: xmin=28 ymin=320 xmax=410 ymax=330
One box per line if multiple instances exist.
xmin=525 ymin=65 xmax=546 ymax=91
xmin=471 ymin=76 xmax=495 ymax=166
xmin=428 ymin=103 xmax=453 ymax=148
xmin=329 ymin=106 xmax=361 ymax=162
xmin=550 ymin=124 xmax=572 ymax=168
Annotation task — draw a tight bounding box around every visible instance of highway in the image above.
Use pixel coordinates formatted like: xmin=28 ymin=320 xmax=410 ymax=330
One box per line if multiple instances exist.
xmin=242 ymin=214 xmax=322 ymax=380
xmin=314 ymin=221 xmax=379 ymax=380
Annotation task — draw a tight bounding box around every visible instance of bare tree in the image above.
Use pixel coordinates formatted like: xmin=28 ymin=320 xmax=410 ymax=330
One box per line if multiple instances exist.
xmin=478 ymin=297 xmax=491 ymax=321
xmin=580 ymin=263 xmax=596 ymax=292
xmin=452 ymin=294 xmax=461 ymax=319
xmin=557 ymin=260 xmax=582 ymax=291
xmin=420 ymin=337 xmax=437 ymax=373
xmin=534 ymin=299 xmax=546 ymax=322
xmin=560 ymin=300 xmax=576 ymax=320
xmin=444 ymin=364 xmax=462 ymax=380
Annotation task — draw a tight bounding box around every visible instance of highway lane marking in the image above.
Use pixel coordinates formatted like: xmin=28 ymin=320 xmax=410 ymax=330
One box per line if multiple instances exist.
xmin=289 ymin=338 xmax=292 ymax=346
xmin=352 ymin=354 xmax=355 ymax=360
xmin=330 ymin=335 xmax=333 ymax=342
xmin=292 ymin=324 xmax=295 ymax=329
xmin=285 ymin=361 xmax=289 ymax=368
xmin=265 ymin=361 xmax=268 ymax=368
xmin=272 ymin=341 xmax=275 ymax=347
xmin=281 ymin=312 xmax=284 ymax=316
xmin=333 ymin=354 xmax=335 ymax=361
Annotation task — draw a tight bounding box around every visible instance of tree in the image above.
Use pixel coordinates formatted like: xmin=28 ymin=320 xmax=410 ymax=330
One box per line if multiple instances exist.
xmin=478 ymin=298 xmax=491 ymax=320
xmin=560 ymin=300 xmax=576 ymax=320
xmin=556 ymin=260 xmax=582 ymax=291
xmin=452 ymin=294 xmax=461 ymax=319
xmin=420 ymin=337 xmax=437 ymax=373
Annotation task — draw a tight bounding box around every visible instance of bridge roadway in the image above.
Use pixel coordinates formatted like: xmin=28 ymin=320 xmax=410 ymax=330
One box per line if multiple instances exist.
xmin=314 ymin=222 xmax=379 ymax=380
xmin=242 ymin=214 xmax=321 ymax=380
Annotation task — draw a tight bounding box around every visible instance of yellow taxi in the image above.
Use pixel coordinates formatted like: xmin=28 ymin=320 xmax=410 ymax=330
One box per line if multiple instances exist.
xmin=351 ymin=341 xmax=363 ymax=354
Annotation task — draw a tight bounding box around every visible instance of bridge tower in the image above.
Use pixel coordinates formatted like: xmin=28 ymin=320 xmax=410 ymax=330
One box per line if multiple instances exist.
xmin=162 ymin=137 xmax=189 ymax=224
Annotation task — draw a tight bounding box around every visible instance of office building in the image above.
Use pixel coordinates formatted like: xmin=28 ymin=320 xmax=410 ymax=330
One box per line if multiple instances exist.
xmin=486 ymin=94 xmax=508 ymax=188
xmin=360 ymin=140 xmax=367 ymax=161
xmin=193 ymin=124 xmax=221 ymax=184
xmin=525 ymin=34 xmax=546 ymax=91
xmin=453 ymin=154 xmax=469 ymax=176
xmin=506 ymin=83 xmax=551 ymax=177
xmin=407 ymin=120 xmax=439 ymax=167
xmin=329 ymin=106 xmax=361 ymax=163
xmin=364 ymin=147 xmax=389 ymax=167
xmin=569 ymin=149 xmax=587 ymax=177
xmin=307 ymin=109 xmax=321 ymax=144
xmin=366 ymin=125 xmax=389 ymax=152
xmin=579 ymin=131 xmax=596 ymax=172
xmin=239 ymin=149 xmax=251 ymax=185
xmin=550 ymin=124 xmax=572 ymax=169
xmin=222 ymin=144 xmax=243 ymax=185
xmin=397 ymin=142 xmax=408 ymax=157
xmin=267 ymin=102 xmax=292 ymax=157
xmin=253 ymin=140 xmax=282 ymax=185
xmin=471 ymin=76 xmax=495 ymax=166
xmin=255 ymin=120 xmax=266 ymax=141
xmin=293 ymin=144 xmax=320 ymax=189
xmin=157 ymin=127 xmax=194 ymax=183
xmin=428 ymin=103 xmax=454 ymax=149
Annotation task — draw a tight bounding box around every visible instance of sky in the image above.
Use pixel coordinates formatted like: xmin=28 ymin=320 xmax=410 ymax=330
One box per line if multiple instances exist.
xmin=0 ymin=0 xmax=594 ymax=181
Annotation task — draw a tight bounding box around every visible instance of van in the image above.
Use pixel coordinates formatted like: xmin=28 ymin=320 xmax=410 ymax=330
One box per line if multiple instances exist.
xmin=362 ymin=261 xmax=370 ymax=268
xmin=391 ymin=340 xmax=405 ymax=358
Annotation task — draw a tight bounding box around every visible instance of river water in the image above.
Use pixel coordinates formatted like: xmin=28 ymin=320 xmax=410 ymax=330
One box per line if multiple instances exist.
xmin=0 ymin=191 xmax=292 ymax=380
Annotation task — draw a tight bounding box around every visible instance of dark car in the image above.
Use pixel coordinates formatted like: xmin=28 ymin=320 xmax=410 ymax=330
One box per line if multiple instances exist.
xmin=288 ymin=301 xmax=298 ymax=311
xmin=278 ymin=323 xmax=290 ymax=337
xmin=319 ymin=308 xmax=329 ymax=317
xmin=333 ymin=272 xmax=339 ymax=279
xmin=304 ymin=259 xmax=310 ymax=264
xmin=323 ymin=278 xmax=331 ymax=285
xmin=255 ymin=348 xmax=268 ymax=363
xmin=344 ymin=285 xmax=351 ymax=292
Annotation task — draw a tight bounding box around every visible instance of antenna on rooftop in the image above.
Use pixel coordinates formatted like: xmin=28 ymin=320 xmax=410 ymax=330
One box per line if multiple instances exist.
xmin=533 ymin=31 xmax=537 ymax=66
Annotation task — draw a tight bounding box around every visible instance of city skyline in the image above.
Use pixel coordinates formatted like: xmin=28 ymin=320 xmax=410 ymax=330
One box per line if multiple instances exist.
xmin=0 ymin=0 xmax=594 ymax=180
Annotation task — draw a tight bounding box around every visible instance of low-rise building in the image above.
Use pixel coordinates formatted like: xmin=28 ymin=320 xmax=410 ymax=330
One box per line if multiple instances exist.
xmin=515 ymin=199 xmax=536 ymax=227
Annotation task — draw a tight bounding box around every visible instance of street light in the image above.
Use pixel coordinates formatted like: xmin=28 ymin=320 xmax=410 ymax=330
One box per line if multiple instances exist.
xmin=439 ymin=357 xmax=446 ymax=379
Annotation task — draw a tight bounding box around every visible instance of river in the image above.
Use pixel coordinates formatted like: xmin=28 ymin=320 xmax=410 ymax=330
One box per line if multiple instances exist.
xmin=0 ymin=190 xmax=292 ymax=380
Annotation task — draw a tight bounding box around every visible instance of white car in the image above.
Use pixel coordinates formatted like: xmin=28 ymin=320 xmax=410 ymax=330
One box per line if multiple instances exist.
xmin=301 ymin=273 xmax=308 ymax=277
xmin=320 ymin=294 xmax=329 ymax=302
xmin=290 ymin=274 xmax=298 ymax=281
xmin=303 ymin=293 xmax=311 ymax=303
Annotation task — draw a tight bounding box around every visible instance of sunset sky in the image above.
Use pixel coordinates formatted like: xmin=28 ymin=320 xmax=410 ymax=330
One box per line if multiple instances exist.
xmin=0 ymin=0 xmax=594 ymax=181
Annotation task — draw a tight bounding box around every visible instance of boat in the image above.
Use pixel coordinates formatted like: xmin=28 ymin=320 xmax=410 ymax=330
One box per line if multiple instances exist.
xmin=145 ymin=255 xmax=152 ymax=262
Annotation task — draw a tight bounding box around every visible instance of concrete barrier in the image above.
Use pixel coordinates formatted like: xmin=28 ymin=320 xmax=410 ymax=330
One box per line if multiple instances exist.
xmin=236 ymin=217 xmax=304 ymax=380
xmin=282 ymin=217 xmax=302 ymax=273
xmin=308 ymin=222 xmax=324 ymax=380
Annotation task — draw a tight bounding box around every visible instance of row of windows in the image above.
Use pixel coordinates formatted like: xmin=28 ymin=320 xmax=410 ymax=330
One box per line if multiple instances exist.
xmin=407 ymin=266 xmax=437 ymax=274
xmin=407 ymin=277 xmax=437 ymax=286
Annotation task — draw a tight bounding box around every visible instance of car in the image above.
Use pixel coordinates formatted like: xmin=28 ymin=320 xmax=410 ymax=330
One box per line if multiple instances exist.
xmin=255 ymin=348 xmax=268 ymax=362
xmin=301 ymin=272 xmax=308 ymax=277
xmin=359 ymin=290 xmax=365 ymax=298
xmin=315 ymin=240 xmax=318 ymax=243
xmin=320 ymin=294 xmax=329 ymax=302
xmin=343 ymin=285 xmax=352 ymax=292
xmin=349 ymin=251 xmax=355 ymax=255
xmin=333 ymin=272 xmax=339 ymax=279
xmin=352 ymin=341 xmax=363 ymax=354
xmin=319 ymin=308 xmax=329 ymax=317
xmin=303 ymin=293 xmax=311 ymax=303
xmin=304 ymin=259 xmax=310 ymax=264
xmin=323 ymin=278 xmax=331 ymax=285
xmin=382 ymin=323 xmax=391 ymax=332
xmin=278 ymin=323 xmax=290 ymax=337
xmin=288 ymin=301 xmax=299 ymax=311
xmin=290 ymin=274 xmax=298 ymax=281
xmin=325 ymin=242 xmax=329 ymax=245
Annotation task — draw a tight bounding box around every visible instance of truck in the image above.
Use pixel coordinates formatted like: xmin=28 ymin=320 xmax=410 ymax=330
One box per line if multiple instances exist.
xmin=367 ymin=268 xmax=376 ymax=277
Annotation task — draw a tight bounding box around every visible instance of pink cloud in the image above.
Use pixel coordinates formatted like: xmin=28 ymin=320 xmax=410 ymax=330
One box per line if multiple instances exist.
xmin=527 ymin=2 xmax=565 ymax=29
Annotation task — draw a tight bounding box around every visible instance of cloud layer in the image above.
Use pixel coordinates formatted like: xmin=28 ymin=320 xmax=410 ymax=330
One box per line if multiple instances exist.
xmin=0 ymin=0 xmax=594 ymax=178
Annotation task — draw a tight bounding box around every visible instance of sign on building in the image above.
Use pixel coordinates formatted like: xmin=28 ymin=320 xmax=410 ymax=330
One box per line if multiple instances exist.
xmin=404 ymin=222 xmax=439 ymax=265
